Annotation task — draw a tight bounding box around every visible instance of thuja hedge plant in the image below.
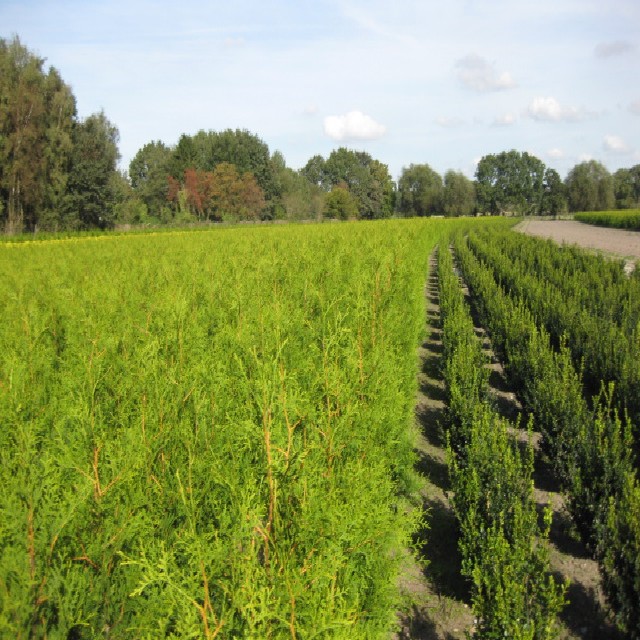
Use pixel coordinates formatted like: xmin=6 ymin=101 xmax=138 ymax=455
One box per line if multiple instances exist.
xmin=0 ymin=218 xmax=511 ymax=638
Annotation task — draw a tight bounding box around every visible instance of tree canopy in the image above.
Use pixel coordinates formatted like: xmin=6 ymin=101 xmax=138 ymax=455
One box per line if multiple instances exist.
xmin=613 ymin=165 xmax=640 ymax=209
xmin=63 ymin=111 xmax=120 ymax=229
xmin=0 ymin=36 xmax=76 ymax=232
xmin=475 ymin=150 xmax=545 ymax=215
xmin=301 ymin=148 xmax=394 ymax=219
xmin=564 ymin=160 xmax=615 ymax=212
xmin=3 ymin=35 xmax=639 ymax=233
xmin=324 ymin=185 xmax=359 ymax=220
xmin=397 ymin=164 xmax=443 ymax=217
xmin=443 ymin=170 xmax=476 ymax=217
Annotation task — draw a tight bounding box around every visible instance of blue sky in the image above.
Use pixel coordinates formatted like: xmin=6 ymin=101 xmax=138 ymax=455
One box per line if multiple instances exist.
xmin=2 ymin=0 xmax=639 ymax=180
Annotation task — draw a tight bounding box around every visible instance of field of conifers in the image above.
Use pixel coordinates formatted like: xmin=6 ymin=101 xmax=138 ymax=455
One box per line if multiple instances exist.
xmin=1 ymin=217 xmax=639 ymax=639
xmin=0 ymin=218 xmax=503 ymax=638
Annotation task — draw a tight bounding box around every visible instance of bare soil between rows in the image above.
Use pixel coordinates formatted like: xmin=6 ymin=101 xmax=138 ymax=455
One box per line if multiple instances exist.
xmin=515 ymin=219 xmax=640 ymax=269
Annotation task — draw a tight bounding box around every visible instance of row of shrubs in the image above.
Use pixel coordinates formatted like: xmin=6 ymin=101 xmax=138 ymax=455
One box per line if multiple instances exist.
xmin=575 ymin=209 xmax=640 ymax=231
xmin=466 ymin=228 xmax=640 ymax=428
xmin=453 ymin=233 xmax=640 ymax=638
xmin=437 ymin=244 xmax=566 ymax=638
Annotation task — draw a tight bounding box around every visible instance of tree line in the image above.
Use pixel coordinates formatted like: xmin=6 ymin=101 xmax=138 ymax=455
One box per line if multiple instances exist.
xmin=1 ymin=35 xmax=639 ymax=234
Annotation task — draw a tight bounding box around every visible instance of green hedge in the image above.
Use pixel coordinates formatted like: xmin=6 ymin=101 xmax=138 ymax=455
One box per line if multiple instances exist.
xmin=454 ymin=234 xmax=640 ymax=638
xmin=438 ymin=244 xmax=565 ymax=638
xmin=575 ymin=210 xmax=640 ymax=230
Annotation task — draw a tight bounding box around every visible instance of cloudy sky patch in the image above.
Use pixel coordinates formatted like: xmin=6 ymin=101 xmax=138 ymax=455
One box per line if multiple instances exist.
xmin=595 ymin=40 xmax=634 ymax=58
xmin=494 ymin=113 xmax=517 ymax=127
xmin=455 ymin=54 xmax=516 ymax=92
xmin=323 ymin=110 xmax=387 ymax=142
xmin=527 ymin=97 xmax=585 ymax=123
xmin=603 ymin=135 xmax=631 ymax=154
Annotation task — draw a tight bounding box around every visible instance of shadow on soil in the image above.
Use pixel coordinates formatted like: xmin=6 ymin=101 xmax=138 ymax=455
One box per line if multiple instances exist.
xmin=415 ymin=450 xmax=449 ymax=491
xmin=396 ymin=608 xmax=458 ymax=640
xmin=416 ymin=407 xmax=447 ymax=450
xmin=420 ymin=496 xmax=468 ymax=603
xmin=555 ymin=576 xmax=624 ymax=640
xmin=415 ymin=395 xmax=469 ymax=605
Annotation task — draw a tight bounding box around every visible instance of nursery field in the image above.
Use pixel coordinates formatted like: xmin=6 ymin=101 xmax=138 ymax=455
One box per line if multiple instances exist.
xmin=4 ymin=217 xmax=638 ymax=639
xmin=446 ymin=228 xmax=640 ymax=639
xmin=0 ymin=217 xmax=510 ymax=639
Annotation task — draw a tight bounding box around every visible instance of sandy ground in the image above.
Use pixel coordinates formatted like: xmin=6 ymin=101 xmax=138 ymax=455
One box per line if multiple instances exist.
xmin=516 ymin=219 xmax=640 ymax=266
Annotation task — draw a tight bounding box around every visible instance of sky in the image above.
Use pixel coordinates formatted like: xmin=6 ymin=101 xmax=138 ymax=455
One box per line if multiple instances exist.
xmin=2 ymin=0 xmax=639 ymax=181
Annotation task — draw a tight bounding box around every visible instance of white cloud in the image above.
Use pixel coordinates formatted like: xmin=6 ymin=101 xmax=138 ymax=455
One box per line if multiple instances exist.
xmin=455 ymin=54 xmax=516 ymax=92
xmin=527 ymin=96 xmax=583 ymax=122
xmin=436 ymin=116 xmax=464 ymax=128
xmin=630 ymin=100 xmax=640 ymax=115
xmin=603 ymin=134 xmax=631 ymax=154
xmin=595 ymin=40 xmax=634 ymax=58
xmin=303 ymin=104 xmax=318 ymax=116
xmin=493 ymin=112 xmax=516 ymax=126
xmin=323 ymin=110 xmax=387 ymax=141
xmin=548 ymin=148 xmax=564 ymax=159
xmin=223 ymin=36 xmax=245 ymax=47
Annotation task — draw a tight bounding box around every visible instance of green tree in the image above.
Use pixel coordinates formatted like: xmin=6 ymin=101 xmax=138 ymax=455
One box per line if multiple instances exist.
xmin=475 ymin=150 xmax=545 ymax=215
xmin=613 ymin=166 xmax=640 ymax=209
xmin=167 ymin=129 xmax=278 ymax=209
xmin=565 ymin=160 xmax=614 ymax=212
xmin=397 ymin=164 xmax=443 ymax=216
xmin=0 ymin=36 xmax=76 ymax=232
xmin=129 ymin=141 xmax=172 ymax=217
xmin=300 ymin=154 xmax=326 ymax=188
xmin=324 ymin=184 xmax=359 ymax=219
xmin=308 ymin=148 xmax=394 ymax=219
xmin=540 ymin=168 xmax=567 ymax=216
xmin=367 ymin=159 xmax=395 ymax=218
xmin=271 ymin=151 xmax=325 ymax=220
xmin=443 ymin=170 xmax=476 ymax=216
xmin=64 ymin=111 xmax=120 ymax=229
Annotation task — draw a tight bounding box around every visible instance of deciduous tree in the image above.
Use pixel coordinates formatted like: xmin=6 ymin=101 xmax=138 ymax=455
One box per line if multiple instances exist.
xmin=0 ymin=36 xmax=76 ymax=232
xmin=540 ymin=168 xmax=567 ymax=215
xmin=565 ymin=160 xmax=614 ymax=212
xmin=64 ymin=111 xmax=120 ymax=229
xmin=397 ymin=164 xmax=443 ymax=217
xmin=129 ymin=141 xmax=172 ymax=217
xmin=475 ymin=150 xmax=545 ymax=215
xmin=324 ymin=184 xmax=359 ymax=219
xmin=443 ymin=170 xmax=476 ymax=216
xmin=166 ymin=129 xmax=278 ymax=210
xmin=306 ymin=148 xmax=394 ymax=219
xmin=613 ymin=165 xmax=640 ymax=209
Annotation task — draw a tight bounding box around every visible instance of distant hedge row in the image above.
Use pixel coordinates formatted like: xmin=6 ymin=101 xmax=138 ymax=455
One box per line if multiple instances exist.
xmin=575 ymin=209 xmax=640 ymax=230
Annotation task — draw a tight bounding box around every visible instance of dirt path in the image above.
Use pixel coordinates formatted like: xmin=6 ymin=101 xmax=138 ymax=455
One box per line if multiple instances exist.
xmin=395 ymin=250 xmax=475 ymax=639
xmin=395 ymin=247 xmax=623 ymax=639
xmin=516 ymin=219 xmax=640 ymax=272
